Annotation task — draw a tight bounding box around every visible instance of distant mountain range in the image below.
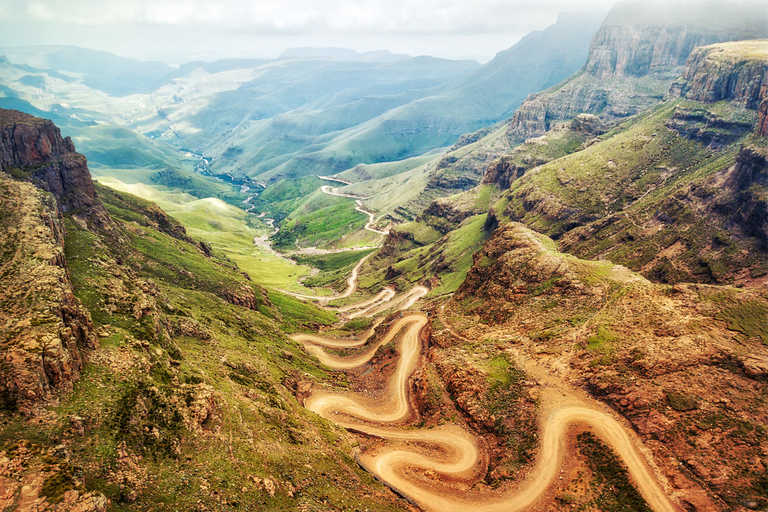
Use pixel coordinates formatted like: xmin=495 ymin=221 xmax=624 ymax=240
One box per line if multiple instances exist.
xmin=0 ymin=9 xmax=604 ymax=186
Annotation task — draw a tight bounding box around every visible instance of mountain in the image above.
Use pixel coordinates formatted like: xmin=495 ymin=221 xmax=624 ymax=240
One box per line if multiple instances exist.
xmin=505 ymin=0 xmax=768 ymax=142
xmin=278 ymin=47 xmax=410 ymax=62
xmin=345 ymin=24 xmax=767 ymax=511
xmin=201 ymin=10 xmax=605 ymax=182
xmin=0 ymin=109 xmax=411 ymax=511
xmin=0 ymin=46 xmax=174 ymax=97
xmin=361 ymin=1 xmax=767 ymax=293
xmin=280 ymin=1 xmax=766 ymax=250
xmin=0 ymin=11 xmax=605 ymax=252
xmin=490 ymin=39 xmax=768 ymax=286
xmin=1 ymin=2 xmax=768 ymax=510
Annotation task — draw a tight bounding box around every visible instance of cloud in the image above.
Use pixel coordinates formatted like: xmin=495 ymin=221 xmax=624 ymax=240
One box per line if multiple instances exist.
xmin=13 ymin=0 xmax=612 ymax=34
xmin=0 ymin=0 xmax=620 ymax=62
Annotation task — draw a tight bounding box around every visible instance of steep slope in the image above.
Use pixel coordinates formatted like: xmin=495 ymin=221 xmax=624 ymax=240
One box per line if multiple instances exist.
xmin=434 ymin=222 xmax=767 ymax=510
xmin=0 ymin=178 xmax=97 ymax=412
xmin=505 ymin=0 xmax=767 ymax=143
xmin=0 ymin=110 xmax=410 ymax=512
xmin=368 ymin=36 xmax=766 ymax=295
xmin=354 ymin=114 xmax=607 ymax=297
xmin=492 ymin=39 xmax=767 ymax=285
xmin=0 ymin=110 xmax=101 ymax=215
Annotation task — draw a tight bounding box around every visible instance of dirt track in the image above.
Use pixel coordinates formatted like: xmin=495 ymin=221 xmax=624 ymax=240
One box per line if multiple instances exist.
xmin=296 ymin=259 xmax=681 ymax=512
xmin=277 ymin=252 xmax=371 ymax=303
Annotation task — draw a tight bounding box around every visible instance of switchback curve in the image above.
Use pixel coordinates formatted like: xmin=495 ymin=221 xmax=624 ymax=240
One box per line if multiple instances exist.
xmin=295 ymin=256 xmax=680 ymax=512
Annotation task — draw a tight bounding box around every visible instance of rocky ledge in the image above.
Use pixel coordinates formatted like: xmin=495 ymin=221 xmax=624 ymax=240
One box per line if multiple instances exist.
xmin=668 ymin=39 xmax=768 ymax=109
xmin=0 ymin=179 xmax=98 ymax=412
xmin=0 ymin=109 xmax=98 ymax=214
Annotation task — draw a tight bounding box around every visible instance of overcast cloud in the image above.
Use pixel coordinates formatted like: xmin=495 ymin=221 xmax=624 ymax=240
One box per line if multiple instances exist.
xmin=0 ymin=0 xmax=702 ymax=63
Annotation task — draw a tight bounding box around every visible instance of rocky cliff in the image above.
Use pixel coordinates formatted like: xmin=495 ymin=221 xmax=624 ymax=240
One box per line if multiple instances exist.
xmin=505 ymin=1 xmax=767 ymax=143
xmin=668 ymin=39 xmax=768 ymax=109
xmin=0 ymin=179 xmax=97 ymax=412
xmin=0 ymin=110 xmax=99 ymax=214
xmin=0 ymin=110 xmax=107 ymax=412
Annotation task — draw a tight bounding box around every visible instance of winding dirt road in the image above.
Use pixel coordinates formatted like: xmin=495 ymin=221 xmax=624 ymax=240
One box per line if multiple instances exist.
xmin=277 ymin=252 xmax=372 ymax=303
xmin=354 ymin=200 xmax=390 ymax=235
xmin=316 ymin=176 xmax=390 ymax=235
xmin=295 ymin=258 xmax=681 ymax=512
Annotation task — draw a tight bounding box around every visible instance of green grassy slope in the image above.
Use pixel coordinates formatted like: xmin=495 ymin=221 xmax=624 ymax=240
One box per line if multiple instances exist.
xmin=495 ymin=98 xmax=766 ymax=284
xmin=94 ymin=180 xmax=322 ymax=292
xmin=0 ymin=178 xmax=414 ymax=511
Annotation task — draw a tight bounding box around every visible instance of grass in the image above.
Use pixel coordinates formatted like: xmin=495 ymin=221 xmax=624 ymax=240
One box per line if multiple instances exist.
xmin=717 ymin=300 xmax=768 ymax=343
xmin=577 ymin=432 xmax=653 ymax=512
xmin=273 ymin=199 xmax=367 ymax=250
xmin=294 ymin=248 xmax=376 ymax=272
xmin=96 ymin=178 xmax=321 ymax=292
xmin=3 ymin=181 xmax=409 ymax=511
xmin=666 ymin=391 xmax=699 ymax=412
xmin=479 ymin=354 xmax=537 ymax=469
xmin=296 ymin=248 xmax=377 ymax=292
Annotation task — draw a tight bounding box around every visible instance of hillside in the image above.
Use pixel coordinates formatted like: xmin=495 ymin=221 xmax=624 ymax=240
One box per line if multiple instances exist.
xmin=431 ymin=222 xmax=767 ymax=510
xmin=280 ymin=1 xmax=767 ymax=250
xmin=505 ymin=0 xmax=767 ymax=143
xmin=0 ymin=109 xmax=409 ymax=511
xmin=491 ymin=39 xmax=768 ymax=286
xmin=1 ymin=3 xmax=767 ymax=512
xmin=329 ymin=22 xmax=768 ymax=512
xmin=365 ymin=33 xmax=767 ymax=296
xmin=0 ymin=11 xmax=604 ymax=253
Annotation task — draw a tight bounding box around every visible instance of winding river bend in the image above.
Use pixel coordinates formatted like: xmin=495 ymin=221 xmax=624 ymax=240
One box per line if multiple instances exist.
xmin=293 ymin=262 xmax=681 ymax=512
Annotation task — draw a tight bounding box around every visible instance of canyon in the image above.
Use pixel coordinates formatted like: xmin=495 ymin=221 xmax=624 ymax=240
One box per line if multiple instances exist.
xmin=0 ymin=2 xmax=766 ymax=511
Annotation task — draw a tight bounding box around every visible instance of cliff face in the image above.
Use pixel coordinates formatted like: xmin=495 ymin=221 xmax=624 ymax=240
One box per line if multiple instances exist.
xmin=668 ymin=39 xmax=768 ymax=109
xmin=0 ymin=109 xmax=97 ymax=213
xmin=0 ymin=109 xmax=105 ymax=412
xmin=0 ymin=179 xmax=97 ymax=412
xmin=585 ymin=21 xmax=717 ymax=80
xmin=505 ymin=1 xmax=767 ymax=143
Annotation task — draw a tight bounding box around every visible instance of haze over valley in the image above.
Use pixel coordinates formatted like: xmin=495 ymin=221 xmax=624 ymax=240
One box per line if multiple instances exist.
xmin=0 ymin=1 xmax=766 ymax=511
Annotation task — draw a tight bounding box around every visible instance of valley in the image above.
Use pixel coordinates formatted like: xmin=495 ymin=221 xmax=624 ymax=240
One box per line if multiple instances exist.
xmin=0 ymin=1 xmax=767 ymax=511
xmin=295 ymin=269 xmax=677 ymax=512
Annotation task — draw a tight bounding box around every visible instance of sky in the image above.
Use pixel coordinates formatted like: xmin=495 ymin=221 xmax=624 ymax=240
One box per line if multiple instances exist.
xmin=0 ymin=0 xmax=619 ymax=64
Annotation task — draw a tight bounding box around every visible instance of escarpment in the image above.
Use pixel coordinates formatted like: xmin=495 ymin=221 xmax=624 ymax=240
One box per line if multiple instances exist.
xmin=0 ymin=179 xmax=97 ymax=412
xmin=0 ymin=110 xmax=104 ymax=411
xmin=668 ymin=39 xmax=768 ymax=108
xmin=505 ymin=1 xmax=767 ymax=143
xmin=0 ymin=109 xmax=97 ymax=212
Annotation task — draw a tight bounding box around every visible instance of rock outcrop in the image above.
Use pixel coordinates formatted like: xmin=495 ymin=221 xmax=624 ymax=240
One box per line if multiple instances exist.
xmin=668 ymin=40 xmax=767 ymax=108
xmin=0 ymin=110 xmax=97 ymax=212
xmin=0 ymin=179 xmax=98 ymax=412
xmin=713 ymin=144 xmax=768 ymax=250
xmin=505 ymin=1 xmax=767 ymax=142
xmin=455 ymin=223 xmax=646 ymax=317
xmin=483 ymin=114 xmax=605 ymax=190
xmin=0 ymin=109 xmax=109 ymax=411
xmin=759 ymin=97 xmax=768 ymax=136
